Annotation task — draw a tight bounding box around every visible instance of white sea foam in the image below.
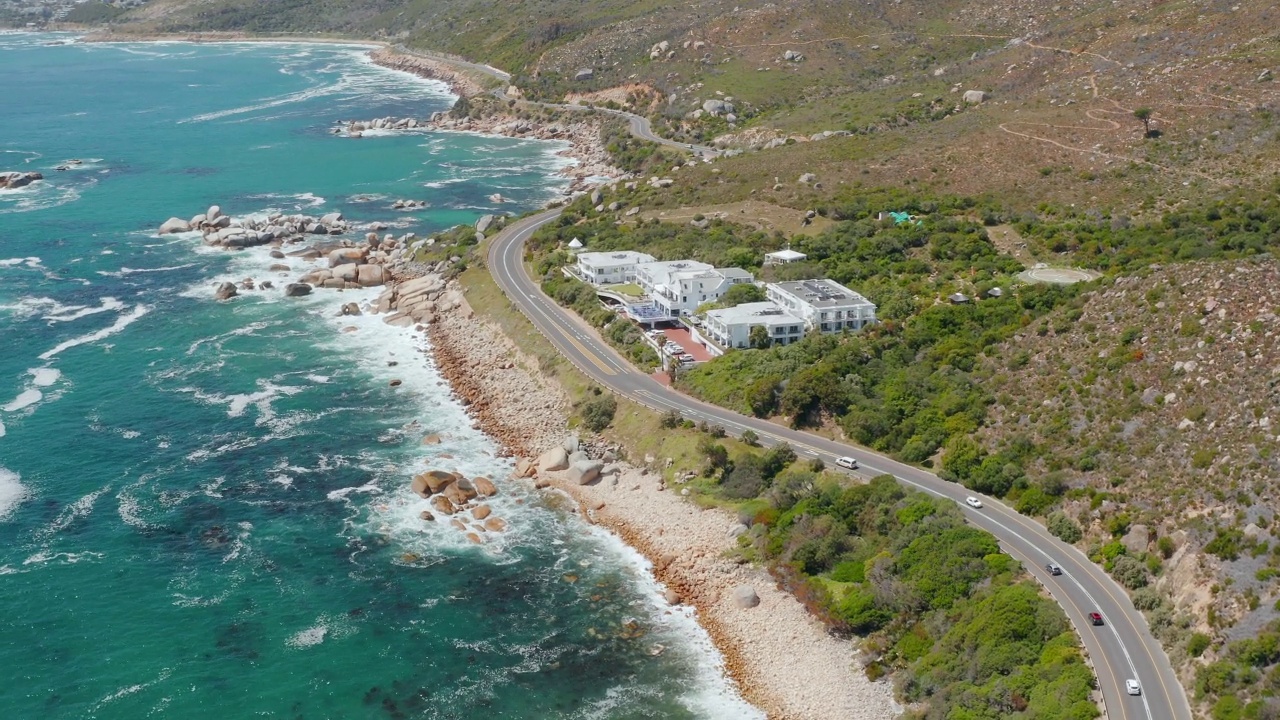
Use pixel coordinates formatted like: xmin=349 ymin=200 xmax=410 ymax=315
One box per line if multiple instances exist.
xmin=43 ymin=296 xmax=126 ymax=322
xmin=0 ymin=420 xmax=5 ymax=437
xmin=37 ymin=485 xmax=111 ymax=540
xmin=90 ymin=668 xmax=171 ymax=713
xmin=0 ymin=256 xmax=43 ymax=269
xmin=38 ymin=304 xmax=150 ymax=360
xmin=2 ymin=389 xmax=42 ymax=412
xmin=29 ymin=367 xmax=60 ymax=386
xmin=0 ymin=467 xmax=29 ymax=520
xmin=286 ymin=624 xmax=328 ymax=648
xmin=96 ymin=264 xmax=196 ymax=278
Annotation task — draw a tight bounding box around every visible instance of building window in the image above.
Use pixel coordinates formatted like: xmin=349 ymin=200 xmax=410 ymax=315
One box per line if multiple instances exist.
xmin=789 ymin=326 xmax=800 ymax=334
xmin=820 ymin=323 xmax=829 ymax=331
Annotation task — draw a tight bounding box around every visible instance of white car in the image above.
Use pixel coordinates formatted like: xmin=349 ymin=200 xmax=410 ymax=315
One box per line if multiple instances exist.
xmin=965 ymin=496 xmax=983 ymax=509
xmin=835 ymin=456 xmax=859 ymax=470
xmin=1125 ymin=679 xmax=1141 ymax=696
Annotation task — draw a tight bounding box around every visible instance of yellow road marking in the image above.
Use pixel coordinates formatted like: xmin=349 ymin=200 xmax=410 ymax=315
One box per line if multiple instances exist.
xmin=563 ymin=332 xmax=616 ymax=376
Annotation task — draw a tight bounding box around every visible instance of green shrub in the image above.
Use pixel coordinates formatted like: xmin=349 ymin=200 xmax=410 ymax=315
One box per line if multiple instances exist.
xmin=578 ymin=392 xmax=617 ymax=432
xmin=1188 ymin=633 xmax=1212 ymax=658
xmin=1047 ymin=511 xmax=1083 ymax=544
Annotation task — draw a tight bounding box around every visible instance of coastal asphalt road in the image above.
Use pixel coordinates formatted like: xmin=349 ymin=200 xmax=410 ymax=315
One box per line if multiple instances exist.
xmin=486 ymin=209 xmax=1193 ymax=720
xmin=395 ymin=46 xmax=720 ymax=157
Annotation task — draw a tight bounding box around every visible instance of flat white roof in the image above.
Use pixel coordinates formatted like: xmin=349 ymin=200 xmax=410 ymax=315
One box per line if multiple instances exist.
xmin=766 ymin=249 xmax=807 ymax=261
xmin=770 ymin=279 xmax=875 ymax=309
xmin=577 ymin=250 xmax=655 ymax=266
xmin=706 ymin=301 xmax=803 ymax=326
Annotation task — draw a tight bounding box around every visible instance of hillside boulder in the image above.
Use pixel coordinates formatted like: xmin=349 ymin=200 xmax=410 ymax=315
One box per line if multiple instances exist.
xmin=963 ymin=89 xmax=988 ymax=104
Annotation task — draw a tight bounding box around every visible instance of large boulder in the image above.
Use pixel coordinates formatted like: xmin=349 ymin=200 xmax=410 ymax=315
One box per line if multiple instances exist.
xmin=472 ymin=505 xmax=492 ymax=520
xmin=206 ymin=205 xmax=222 ymax=221
xmin=357 ymin=264 xmax=386 ymax=287
xmin=514 ymin=457 xmax=537 ymax=478
xmin=701 ymin=99 xmax=735 ymax=115
xmin=568 ymin=460 xmax=603 ymax=486
xmin=333 ymin=264 xmax=360 ymax=283
xmin=158 ymin=217 xmax=191 ymax=234
xmin=213 ymin=282 xmax=238 ymax=301
xmin=484 ymin=517 xmax=508 ymax=532
xmin=475 ymin=214 xmax=495 ymax=234
xmin=731 ymin=585 xmax=760 ymax=609
xmin=320 ymin=211 xmax=344 ymax=226
xmin=963 ymin=89 xmax=988 ymax=104
xmin=472 ymin=476 xmax=497 ymax=497
xmin=0 ymin=171 xmax=43 ymax=189
xmin=431 ymin=495 xmax=457 ymax=515
xmin=284 ymin=283 xmax=312 ymax=297
xmin=538 ymin=446 xmax=569 ymax=472
xmin=420 ymin=470 xmax=456 ymax=494
xmin=443 ymin=478 xmax=478 ymax=506
xmin=328 ymin=248 xmax=365 ymax=267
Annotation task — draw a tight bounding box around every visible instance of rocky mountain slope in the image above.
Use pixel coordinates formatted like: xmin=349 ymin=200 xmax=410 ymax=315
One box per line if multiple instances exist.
xmin=974 ymin=258 xmax=1280 ymax=708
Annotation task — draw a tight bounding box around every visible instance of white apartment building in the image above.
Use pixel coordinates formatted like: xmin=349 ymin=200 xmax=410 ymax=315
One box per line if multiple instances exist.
xmin=635 ymin=260 xmax=755 ymax=318
xmin=765 ymin=279 xmax=877 ymax=333
xmin=575 ymin=251 xmax=656 ymax=285
xmin=703 ymin=302 xmax=806 ymax=349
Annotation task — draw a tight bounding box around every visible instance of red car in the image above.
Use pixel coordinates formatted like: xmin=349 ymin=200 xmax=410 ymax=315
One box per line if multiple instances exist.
xmin=1089 ymin=612 xmax=1104 ymax=626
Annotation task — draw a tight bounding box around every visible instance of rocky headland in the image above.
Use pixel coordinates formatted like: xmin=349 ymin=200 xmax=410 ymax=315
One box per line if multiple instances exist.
xmin=335 ymin=112 xmax=622 ymax=192
xmin=367 ymin=47 xmax=489 ymax=98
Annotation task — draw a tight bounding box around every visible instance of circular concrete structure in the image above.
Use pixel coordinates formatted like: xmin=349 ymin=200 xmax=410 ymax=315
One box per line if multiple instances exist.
xmin=1017 ymin=267 xmax=1101 ymax=285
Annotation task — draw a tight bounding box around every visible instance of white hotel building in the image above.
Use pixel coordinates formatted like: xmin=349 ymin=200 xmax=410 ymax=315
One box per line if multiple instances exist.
xmin=702 ymin=302 xmax=806 ymax=349
xmin=574 ymin=251 xmax=656 ymax=285
xmin=765 ymin=279 xmax=877 ymax=333
xmin=635 ymin=260 xmax=755 ymax=318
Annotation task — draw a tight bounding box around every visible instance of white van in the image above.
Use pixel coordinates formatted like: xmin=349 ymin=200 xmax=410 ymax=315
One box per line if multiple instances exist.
xmin=835 ymin=456 xmax=859 ymax=470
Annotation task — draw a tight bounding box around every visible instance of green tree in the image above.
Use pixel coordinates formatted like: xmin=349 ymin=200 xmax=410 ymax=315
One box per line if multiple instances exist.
xmin=1047 ymin=511 xmax=1083 ymax=544
xmin=745 ymin=375 xmax=782 ymax=417
xmin=720 ymin=283 xmax=767 ymax=307
xmin=749 ymin=324 xmax=773 ymax=349
xmin=1134 ymin=107 xmax=1153 ymax=137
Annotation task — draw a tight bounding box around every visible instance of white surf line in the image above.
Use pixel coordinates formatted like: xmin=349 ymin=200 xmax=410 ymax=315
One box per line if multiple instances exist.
xmin=38 ymin=304 xmax=149 ymax=360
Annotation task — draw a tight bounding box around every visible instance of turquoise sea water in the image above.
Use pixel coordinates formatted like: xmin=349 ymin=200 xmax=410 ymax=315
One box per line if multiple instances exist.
xmin=0 ymin=34 xmax=760 ymax=719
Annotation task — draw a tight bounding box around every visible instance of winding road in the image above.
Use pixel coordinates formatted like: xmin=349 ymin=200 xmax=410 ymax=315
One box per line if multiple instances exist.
xmin=485 ymin=209 xmax=1192 ymax=720
xmin=395 ymin=45 xmax=719 ymax=157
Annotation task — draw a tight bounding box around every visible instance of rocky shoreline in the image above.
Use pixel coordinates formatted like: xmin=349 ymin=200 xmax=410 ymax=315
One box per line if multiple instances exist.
xmin=413 ymin=272 xmax=899 ymax=720
xmin=334 ymin=110 xmax=622 ymax=192
xmin=367 ymin=47 xmax=489 ymax=98
xmin=172 ymin=194 xmax=896 ymax=716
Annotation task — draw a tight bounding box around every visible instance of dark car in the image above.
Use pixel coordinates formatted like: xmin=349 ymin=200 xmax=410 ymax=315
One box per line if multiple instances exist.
xmin=1046 ymin=563 xmax=1063 ymax=576
xmin=1089 ymin=612 xmax=1104 ymax=626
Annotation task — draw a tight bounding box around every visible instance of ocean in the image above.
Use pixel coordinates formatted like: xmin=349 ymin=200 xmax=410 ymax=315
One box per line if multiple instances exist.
xmin=0 ymin=33 xmax=761 ymax=719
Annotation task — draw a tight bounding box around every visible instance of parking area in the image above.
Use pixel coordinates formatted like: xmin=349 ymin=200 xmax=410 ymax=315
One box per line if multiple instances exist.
xmin=656 ymin=326 xmax=714 ymax=363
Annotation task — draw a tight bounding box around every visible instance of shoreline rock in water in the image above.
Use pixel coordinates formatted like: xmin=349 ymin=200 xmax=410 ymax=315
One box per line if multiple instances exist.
xmin=158 ymin=206 xmax=423 ymax=298
xmin=0 ymin=171 xmax=43 ymax=190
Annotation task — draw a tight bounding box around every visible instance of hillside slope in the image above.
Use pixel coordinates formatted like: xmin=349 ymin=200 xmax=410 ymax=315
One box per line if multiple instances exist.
xmin=101 ymin=0 xmax=1280 ymax=210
